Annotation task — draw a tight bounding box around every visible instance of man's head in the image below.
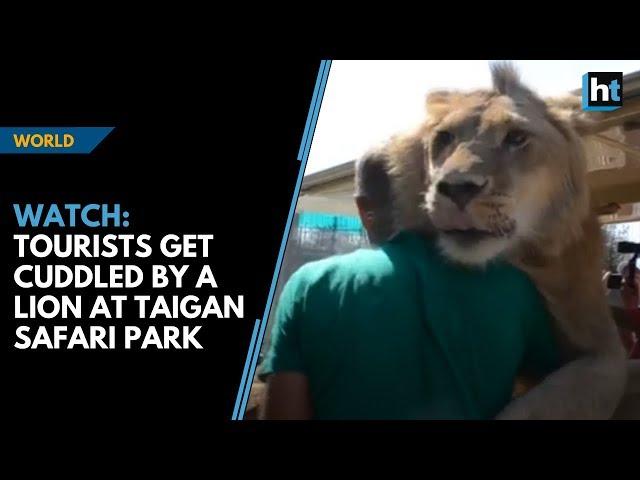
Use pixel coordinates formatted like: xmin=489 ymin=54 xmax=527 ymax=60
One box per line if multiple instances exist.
xmin=354 ymin=150 xmax=394 ymax=245
xmin=418 ymin=63 xmax=596 ymax=265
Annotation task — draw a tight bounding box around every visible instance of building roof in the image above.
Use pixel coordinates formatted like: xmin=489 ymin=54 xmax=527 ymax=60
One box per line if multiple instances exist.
xmin=302 ymin=159 xmax=355 ymax=191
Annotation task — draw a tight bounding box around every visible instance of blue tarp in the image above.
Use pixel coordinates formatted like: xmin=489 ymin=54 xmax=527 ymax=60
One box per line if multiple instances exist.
xmin=298 ymin=211 xmax=363 ymax=233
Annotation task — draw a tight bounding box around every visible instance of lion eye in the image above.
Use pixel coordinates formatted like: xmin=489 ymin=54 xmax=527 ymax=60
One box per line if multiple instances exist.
xmin=503 ymin=129 xmax=529 ymax=149
xmin=433 ymin=130 xmax=455 ymax=156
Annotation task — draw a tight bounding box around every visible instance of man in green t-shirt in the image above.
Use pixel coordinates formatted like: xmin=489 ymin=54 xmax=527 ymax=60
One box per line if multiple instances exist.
xmin=259 ymin=156 xmax=560 ymax=420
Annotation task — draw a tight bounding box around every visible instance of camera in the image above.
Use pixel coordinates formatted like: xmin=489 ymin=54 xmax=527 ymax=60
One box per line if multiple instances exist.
xmin=618 ymin=241 xmax=640 ymax=255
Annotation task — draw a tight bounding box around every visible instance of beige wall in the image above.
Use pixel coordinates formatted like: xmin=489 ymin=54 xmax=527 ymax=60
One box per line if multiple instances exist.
xmin=298 ymin=176 xmax=359 ymax=216
xmin=302 ymin=177 xmax=355 ymax=198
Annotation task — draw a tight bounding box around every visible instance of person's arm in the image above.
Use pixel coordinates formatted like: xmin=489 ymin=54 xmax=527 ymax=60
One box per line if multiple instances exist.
xmin=620 ymin=273 xmax=640 ymax=331
xmin=258 ymin=269 xmax=314 ymax=420
xmin=260 ymin=373 xmax=313 ymax=420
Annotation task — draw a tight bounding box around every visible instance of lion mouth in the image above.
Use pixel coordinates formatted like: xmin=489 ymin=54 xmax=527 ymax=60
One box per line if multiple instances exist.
xmin=440 ymin=228 xmax=497 ymax=245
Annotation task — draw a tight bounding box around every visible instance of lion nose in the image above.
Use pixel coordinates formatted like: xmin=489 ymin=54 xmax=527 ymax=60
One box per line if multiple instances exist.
xmin=437 ymin=179 xmax=487 ymax=210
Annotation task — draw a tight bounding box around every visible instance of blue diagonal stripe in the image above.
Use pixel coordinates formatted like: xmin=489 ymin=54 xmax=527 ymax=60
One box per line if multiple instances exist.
xmin=231 ymin=60 xmax=333 ymax=420
xmin=297 ymin=60 xmax=328 ymax=161
xmin=231 ymin=318 xmax=260 ymax=420
xmin=301 ymin=61 xmax=331 ymax=162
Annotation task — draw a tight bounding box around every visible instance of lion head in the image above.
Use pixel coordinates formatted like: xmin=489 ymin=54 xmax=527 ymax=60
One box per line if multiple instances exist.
xmin=386 ymin=63 xmax=600 ymax=266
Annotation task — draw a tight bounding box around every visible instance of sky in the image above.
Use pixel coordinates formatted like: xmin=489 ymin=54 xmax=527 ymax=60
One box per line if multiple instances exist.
xmin=306 ymin=60 xmax=640 ymax=175
xmin=629 ymin=222 xmax=640 ymax=242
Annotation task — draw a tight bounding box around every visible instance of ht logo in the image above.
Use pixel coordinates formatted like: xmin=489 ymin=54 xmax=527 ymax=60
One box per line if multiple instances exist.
xmin=582 ymin=72 xmax=623 ymax=111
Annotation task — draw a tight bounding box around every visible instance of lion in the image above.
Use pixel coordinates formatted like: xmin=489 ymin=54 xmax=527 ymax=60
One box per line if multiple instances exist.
xmin=367 ymin=63 xmax=628 ymax=419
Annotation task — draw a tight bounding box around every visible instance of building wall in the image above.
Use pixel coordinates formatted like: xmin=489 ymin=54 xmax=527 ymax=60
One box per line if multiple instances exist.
xmin=303 ymin=176 xmax=355 ymax=197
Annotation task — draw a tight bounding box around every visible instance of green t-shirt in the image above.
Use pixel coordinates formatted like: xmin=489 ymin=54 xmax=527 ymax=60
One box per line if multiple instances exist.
xmin=260 ymin=231 xmax=560 ymax=420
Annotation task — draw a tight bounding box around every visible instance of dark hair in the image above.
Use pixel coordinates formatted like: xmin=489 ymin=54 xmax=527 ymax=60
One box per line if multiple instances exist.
xmin=354 ymin=151 xmax=394 ymax=244
xmin=354 ymin=151 xmax=392 ymax=208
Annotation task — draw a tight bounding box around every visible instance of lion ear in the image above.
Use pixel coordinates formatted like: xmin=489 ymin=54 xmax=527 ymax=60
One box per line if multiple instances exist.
xmin=491 ymin=62 xmax=522 ymax=95
xmin=545 ymin=95 xmax=607 ymax=137
xmin=490 ymin=62 xmax=537 ymax=104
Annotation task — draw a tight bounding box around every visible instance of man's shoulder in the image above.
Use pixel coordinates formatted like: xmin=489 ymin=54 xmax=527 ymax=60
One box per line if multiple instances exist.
xmin=291 ymin=247 xmax=395 ymax=289
xmin=285 ymin=233 xmax=433 ymax=298
xmin=485 ymin=259 xmax=544 ymax=300
xmin=476 ymin=257 xmax=552 ymax=324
